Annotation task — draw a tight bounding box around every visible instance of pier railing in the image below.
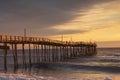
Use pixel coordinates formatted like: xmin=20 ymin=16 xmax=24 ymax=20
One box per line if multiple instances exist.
xmin=0 ymin=35 xmax=96 ymax=46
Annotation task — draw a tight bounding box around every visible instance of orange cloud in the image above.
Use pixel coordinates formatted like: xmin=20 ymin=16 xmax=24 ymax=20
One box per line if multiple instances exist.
xmin=51 ymin=0 xmax=120 ymax=43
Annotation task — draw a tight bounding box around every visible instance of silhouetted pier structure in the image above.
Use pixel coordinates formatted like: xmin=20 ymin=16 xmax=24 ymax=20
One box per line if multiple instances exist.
xmin=0 ymin=35 xmax=97 ymax=71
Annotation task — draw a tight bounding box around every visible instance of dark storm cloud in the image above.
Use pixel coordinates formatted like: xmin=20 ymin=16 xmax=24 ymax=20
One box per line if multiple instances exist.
xmin=0 ymin=0 xmax=112 ymax=36
xmin=34 ymin=28 xmax=86 ymax=36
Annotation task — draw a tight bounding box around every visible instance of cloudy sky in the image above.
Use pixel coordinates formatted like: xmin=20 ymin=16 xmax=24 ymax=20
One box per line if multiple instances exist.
xmin=0 ymin=0 xmax=120 ymax=47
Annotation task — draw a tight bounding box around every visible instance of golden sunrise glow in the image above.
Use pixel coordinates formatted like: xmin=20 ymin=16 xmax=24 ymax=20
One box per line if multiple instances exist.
xmin=51 ymin=0 xmax=120 ymax=44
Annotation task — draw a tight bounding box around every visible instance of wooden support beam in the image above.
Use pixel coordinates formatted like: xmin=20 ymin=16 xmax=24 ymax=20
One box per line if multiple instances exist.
xmin=41 ymin=44 xmax=44 ymax=62
xmin=52 ymin=46 xmax=55 ymax=62
xmin=46 ymin=45 xmax=48 ymax=62
xmin=4 ymin=43 xmax=7 ymax=72
xmin=58 ymin=46 xmax=60 ymax=62
xmin=11 ymin=44 xmax=16 ymax=69
xmin=22 ymin=43 xmax=26 ymax=67
xmin=51 ymin=45 xmax=54 ymax=62
xmin=55 ymin=46 xmax=57 ymax=62
xmin=59 ymin=46 xmax=62 ymax=61
xmin=44 ymin=45 xmax=46 ymax=62
xmin=33 ymin=44 xmax=36 ymax=63
xmin=36 ymin=45 xmax=38 ymax=63
xmin=29 ymin=43 xmax=31 ymax=66
xmin=62 ymin=46 xmax=64 ymax=61
xmin=37 ymin=44 xmax=40 ymax=63
xmin=48 ymin=45 xmax=51 ymax=62
xmin=14 ymin=44 xmax=18 ymax=68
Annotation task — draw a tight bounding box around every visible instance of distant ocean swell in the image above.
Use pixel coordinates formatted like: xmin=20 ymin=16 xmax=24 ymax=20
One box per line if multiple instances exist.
xmin=0 ymin=48 xmax=119 ymax=80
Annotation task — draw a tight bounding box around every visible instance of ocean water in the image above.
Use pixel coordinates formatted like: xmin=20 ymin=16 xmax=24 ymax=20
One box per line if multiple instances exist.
xmin=0 ymin=48 xmax=120 ymax=80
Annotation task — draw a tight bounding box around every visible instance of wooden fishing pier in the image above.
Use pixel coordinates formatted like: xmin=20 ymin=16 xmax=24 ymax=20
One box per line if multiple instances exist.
xmin=0 ymin=35 xmax=97 ymax=71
